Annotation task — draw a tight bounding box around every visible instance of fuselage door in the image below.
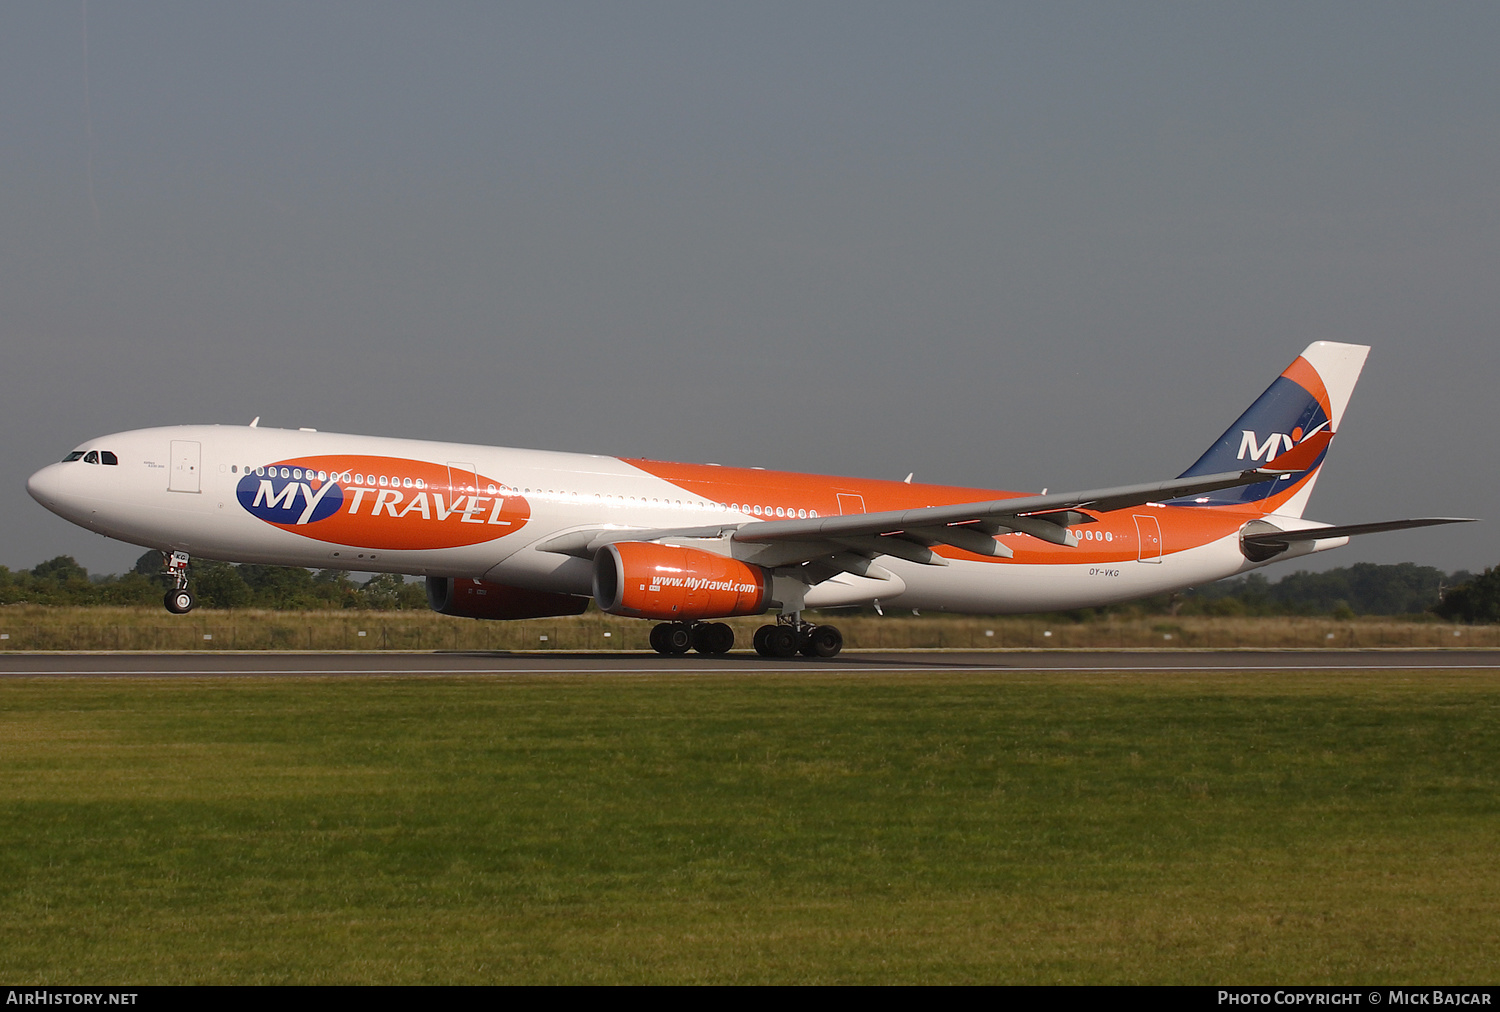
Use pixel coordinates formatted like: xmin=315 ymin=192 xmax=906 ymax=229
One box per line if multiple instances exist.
xmin=837 ymin=493 xmax=866 ymax=515
xmin=169 ymin=440 xmax=201 ymax=493
xmin=1133 ymin=514 xmax=1163 ymax=563
xmin=447 ymin=462 xmax=478 ymax=500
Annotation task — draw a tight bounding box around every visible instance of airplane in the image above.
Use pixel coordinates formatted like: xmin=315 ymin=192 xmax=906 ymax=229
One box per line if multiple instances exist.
xmin=26 ymin=341 xmax=1473 ymax=658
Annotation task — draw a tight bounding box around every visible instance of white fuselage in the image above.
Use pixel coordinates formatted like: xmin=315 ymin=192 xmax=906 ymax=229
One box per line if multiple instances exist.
xmin=27 ymin=424 xmax=1337 ymax=615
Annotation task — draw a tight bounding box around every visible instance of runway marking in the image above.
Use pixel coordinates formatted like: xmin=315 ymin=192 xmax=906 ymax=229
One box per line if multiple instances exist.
xmin=5 ymin=663 xmax=1500 ymax=677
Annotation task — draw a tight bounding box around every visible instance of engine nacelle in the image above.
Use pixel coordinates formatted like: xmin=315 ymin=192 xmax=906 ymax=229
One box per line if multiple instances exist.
xmin=593 ymin=542 xmax=769 ymax=621
xmin=426 ymin=577 xmax=591 ymax=620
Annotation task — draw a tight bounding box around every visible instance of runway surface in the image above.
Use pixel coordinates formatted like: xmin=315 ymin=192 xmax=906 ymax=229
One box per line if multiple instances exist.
xmin=1 ymin=649 xmax=1498 ymax=677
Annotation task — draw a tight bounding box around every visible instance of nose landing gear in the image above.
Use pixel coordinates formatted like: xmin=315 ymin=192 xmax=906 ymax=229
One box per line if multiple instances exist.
xmin=161 ymin=551 xmax=196 ymax=614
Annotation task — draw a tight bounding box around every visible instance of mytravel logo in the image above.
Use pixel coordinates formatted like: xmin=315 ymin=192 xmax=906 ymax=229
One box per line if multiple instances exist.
xmin=236 ymin=455 xmax=530 ymax=550
xmin=1235 ymin=421 xmax=1331 ymax=465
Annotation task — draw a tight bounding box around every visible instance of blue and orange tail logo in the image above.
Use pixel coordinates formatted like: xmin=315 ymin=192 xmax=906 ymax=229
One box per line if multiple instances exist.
xmin=1172 ymin=355 xmax=1334 ymax=509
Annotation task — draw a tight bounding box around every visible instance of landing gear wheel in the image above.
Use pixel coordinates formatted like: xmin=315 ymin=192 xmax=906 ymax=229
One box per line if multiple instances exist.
xmin=651 ymin=622 xmax=692 ymax=655
xmin=164 ymin=589 xmax=196 ymax=614
xmin=754 ymin=624 xmax=798 ymax=658
xmin=715 ymin=622 xmax=736 ymax=654
xmin=656 ymin=622 xmax=692 ymax=655
xmin=803 ymin=624 xmax=843 ymax=658
xmin=692 ymin=622 xmax=734 ymax=655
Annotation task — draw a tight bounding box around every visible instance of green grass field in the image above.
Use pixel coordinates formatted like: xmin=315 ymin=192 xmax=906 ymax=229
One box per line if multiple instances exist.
xmin=1 ymin=604 xmax=1495 ymax=651
xmin=2 ymin=669 xmax=1496 ymax=983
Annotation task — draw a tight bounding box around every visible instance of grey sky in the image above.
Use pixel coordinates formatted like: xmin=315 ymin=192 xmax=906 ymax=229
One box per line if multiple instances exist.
xmin=3 ymin=3 xmax=1495 ymax=577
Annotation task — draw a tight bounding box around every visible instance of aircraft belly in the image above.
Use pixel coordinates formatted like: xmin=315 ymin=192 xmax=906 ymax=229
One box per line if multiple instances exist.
xmin=804 ymin=571 xmax=908 ymax=608
xmin=483 ymin=550 xmax=594 ymax=596
xmin=880 ymin=536 xmax=1248 ymax=614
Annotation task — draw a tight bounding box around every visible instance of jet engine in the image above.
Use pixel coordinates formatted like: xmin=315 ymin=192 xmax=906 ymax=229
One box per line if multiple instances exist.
xmin=593 ymin=542 xmax=769 ymax=621
xmin=425 ymin=577 xmax=591 ymax=620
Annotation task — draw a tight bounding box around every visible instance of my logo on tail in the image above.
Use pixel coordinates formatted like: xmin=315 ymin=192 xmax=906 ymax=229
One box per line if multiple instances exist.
xmin=1235 ymin=421 xmax=1332 ymax=464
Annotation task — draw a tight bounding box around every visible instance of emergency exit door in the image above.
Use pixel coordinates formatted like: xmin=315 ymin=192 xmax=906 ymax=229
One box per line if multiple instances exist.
xmin=169 ymin=440 xmax=201 ymax=493
xmin=1133 ymin=514 xmax=1163 ymax=562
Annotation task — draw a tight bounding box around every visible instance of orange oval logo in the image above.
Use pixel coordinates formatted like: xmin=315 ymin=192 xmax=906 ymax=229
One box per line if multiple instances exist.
xmin=237 ymin=455 xmax=530 ymax=550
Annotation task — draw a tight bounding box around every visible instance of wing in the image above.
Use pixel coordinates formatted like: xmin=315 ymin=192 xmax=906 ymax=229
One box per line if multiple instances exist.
xmin=534 ymin=458 xmax=1322 ymax=571
xmin=728 ymin=461 xmax=1324 ymax=564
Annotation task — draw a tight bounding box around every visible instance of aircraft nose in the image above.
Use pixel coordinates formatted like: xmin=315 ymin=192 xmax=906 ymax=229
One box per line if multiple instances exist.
xmin=27 ymin=463 xmax=71 ymax=514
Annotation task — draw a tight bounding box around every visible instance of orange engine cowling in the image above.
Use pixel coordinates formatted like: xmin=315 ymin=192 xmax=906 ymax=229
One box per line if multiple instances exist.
xmin=593 ymin=542 xmax=769 ymax=621
xmin=426 ymin=577 xmax=591 ymax=620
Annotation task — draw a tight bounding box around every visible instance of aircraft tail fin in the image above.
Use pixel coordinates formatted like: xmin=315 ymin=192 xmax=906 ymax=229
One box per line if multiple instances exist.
xmin=1174 ymin=341 xmax=1369 ymax=518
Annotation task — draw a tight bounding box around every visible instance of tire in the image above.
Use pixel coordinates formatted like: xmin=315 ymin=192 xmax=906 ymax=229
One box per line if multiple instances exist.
xmin=164 ymin=589 xmax=195 ymax=614
xmin=663 ymin=623 xmax=693 ymax=655
xmin=693 ymin=622 xmax=734 ymax=655
xmin=807 ymin=624 xmax=843 ymax=658
xmin=764 ymin=625 xmax=798 ymax=658
xmin=753 ymin=625 xmax=775 ymax=657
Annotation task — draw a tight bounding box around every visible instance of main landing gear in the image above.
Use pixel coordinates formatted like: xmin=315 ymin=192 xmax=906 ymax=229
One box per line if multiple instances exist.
xmin=649 ymin=616 xmax=844 ymax=659
xmin=752 ymin=616 xmax=843 ymax=659
xmin=161 ymin=551 xmax=196 ymax=614
xmin=650 ymin=621 xmax=736 ymax=656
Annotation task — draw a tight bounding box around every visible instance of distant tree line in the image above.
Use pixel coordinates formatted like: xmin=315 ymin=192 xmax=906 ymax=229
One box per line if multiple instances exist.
xmin=2 ymin=553 xmax=1498 ymax=622
xmin=0 ymin=552 xmax=427 ymax=611
xmin=1178 ymin=562 xmax=1475 ymax=619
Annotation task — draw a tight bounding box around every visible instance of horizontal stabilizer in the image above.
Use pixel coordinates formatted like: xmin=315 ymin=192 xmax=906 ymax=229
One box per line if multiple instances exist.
xmin=1242 ymin=517 xmax=1477 ymax=547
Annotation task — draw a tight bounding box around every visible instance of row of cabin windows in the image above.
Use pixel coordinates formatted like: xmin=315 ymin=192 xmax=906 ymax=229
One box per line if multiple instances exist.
xmin=228 ymin=464 xmax=820 ymax=520
xmin=590 ymin=494 xmax=817 ymax=519
xmin=62 ymin=450 xmax=118 ymax=465
xmin=232 ymin=465 xmax=502 ymax=495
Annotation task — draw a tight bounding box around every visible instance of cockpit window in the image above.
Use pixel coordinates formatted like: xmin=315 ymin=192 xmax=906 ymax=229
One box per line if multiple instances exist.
xmin=83 ymin=451 xmax=100 ymax=464
xmin=100 ymin=451 xmax=119 ymax=465
xmin=62 ymin=451 xmax=85 ymax=462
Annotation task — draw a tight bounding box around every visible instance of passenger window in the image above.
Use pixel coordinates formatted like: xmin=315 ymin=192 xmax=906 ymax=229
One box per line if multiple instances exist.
xmin=101 ymin=451 xmax=118 ymax=465
xmin=84 ymin=451 xmax=100 ymax=464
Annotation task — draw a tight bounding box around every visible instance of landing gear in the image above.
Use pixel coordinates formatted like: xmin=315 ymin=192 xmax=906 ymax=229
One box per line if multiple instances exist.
xmin=161 ymin=551 xmax=195 ymax=614
xmin=753 ymin=616 xmax=843 ymax=659
xmin=650 ymin=621 xmax=736 ymax=656
xmin=650 ymin=622 xmax=692 ymax=655
xmin=800 ymin=624 xmax=843 ymax=658
xmin=164 ymin=588 xmax=196 ymax=614
xmin=753 ymin=624 xmax=798 ymax=658
xmin=692 ymin=622 xmax=735 ymax=655
xmin=645 ymin=617 xmax=841 ymax=659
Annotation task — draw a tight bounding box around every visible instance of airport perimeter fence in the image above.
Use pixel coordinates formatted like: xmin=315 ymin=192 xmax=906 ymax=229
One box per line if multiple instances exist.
xmin=0 ymin=607 xmax=1495 ymax=651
